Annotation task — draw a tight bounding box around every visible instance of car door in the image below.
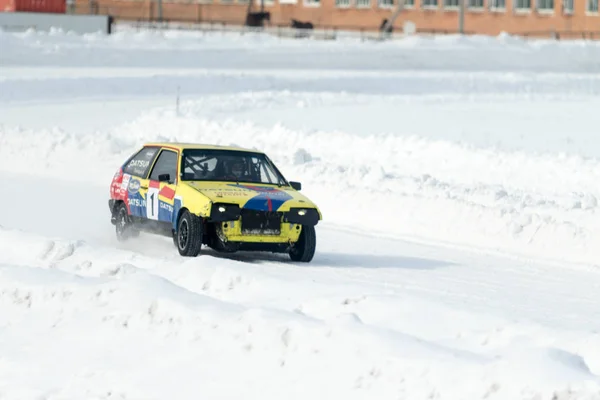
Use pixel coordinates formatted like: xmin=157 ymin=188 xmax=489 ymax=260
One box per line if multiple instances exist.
xmin=122 ymin=146 xmax=160 ymax=219
xmin=145 ymin=147 xmax=180 ymax=226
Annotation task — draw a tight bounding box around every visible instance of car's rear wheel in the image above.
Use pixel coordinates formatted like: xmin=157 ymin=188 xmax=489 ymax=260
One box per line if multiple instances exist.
xmin=115 ymin=202 xmax=138 ymax=241
xmin=289 ymin=225 xmax=316 ymax=262
xmin=177 ymin=210 xmax=203 ymax=257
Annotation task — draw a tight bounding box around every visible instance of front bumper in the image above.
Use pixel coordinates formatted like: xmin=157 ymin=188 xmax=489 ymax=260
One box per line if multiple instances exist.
xmin=210 ymin=206 xmax=315 ymax=244
xmin=219 ymin=218 xmax=303 ymax=243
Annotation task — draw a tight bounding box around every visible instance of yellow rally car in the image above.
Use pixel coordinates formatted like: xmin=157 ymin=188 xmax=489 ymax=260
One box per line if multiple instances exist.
xmin=108 ymin=142 xmax=322 ymax=262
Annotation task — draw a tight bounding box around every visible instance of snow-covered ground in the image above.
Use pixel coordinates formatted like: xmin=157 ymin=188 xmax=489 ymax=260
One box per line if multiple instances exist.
xmin=3 ymin=27 xmax=600 ymax=399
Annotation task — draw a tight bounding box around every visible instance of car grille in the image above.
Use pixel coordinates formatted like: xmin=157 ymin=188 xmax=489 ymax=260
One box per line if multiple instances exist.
xmin=240 ymin=209 xmax=282 ymax=235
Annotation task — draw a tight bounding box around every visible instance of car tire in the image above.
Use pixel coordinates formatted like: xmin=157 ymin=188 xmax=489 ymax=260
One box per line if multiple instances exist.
xmin=289 ymin=225 xmax=316 ymax=262
xmin=115 ymin=202 xmax=138 ymax=241
xmin=176 ymin=210 xmax=203 ymax=257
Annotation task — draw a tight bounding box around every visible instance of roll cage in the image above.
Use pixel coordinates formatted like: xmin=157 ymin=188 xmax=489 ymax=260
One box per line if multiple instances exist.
xmin=179 ymin=148 xmax=290 ymax=186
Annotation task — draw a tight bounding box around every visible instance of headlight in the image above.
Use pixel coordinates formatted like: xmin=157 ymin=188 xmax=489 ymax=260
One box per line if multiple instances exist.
xmin=209 ymin=203 xmax=242 ymax=223
xmin=284 ymin=208 xmax=319 ymax=226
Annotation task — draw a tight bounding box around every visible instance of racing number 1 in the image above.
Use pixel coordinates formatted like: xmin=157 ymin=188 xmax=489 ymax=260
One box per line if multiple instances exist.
xmin=150 ymin=193 xmax=155 ymax=216
xmin=147 ymin=186 xmax=159 ymax=220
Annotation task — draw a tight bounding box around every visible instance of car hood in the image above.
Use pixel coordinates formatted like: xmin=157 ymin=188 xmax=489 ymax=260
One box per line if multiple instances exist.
xmin=183 ymin=181 xmax=319 ymax=213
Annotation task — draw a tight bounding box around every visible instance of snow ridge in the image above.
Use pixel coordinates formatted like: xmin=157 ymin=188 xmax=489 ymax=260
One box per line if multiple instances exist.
xmin=1 ymin=227 xmax=599 ymax=400
xmin=2 ymin=99 xmax=600 ymax=265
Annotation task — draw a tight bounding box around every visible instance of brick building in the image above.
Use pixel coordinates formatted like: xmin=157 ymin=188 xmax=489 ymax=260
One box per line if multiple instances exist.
xmin=75 ymin=0 xmax=600 ymax=37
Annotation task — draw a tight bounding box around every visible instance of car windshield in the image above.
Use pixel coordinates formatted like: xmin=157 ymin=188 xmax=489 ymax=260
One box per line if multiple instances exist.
xmin=180 ymin=149 xmax=288 ymax=186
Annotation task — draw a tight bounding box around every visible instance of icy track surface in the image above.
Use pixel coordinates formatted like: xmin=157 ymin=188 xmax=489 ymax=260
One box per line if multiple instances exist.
xmin=3 ymin=27 xmax=600 ymax=399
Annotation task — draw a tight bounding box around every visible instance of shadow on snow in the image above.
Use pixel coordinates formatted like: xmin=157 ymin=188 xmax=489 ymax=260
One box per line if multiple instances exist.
xmin=203 ymin=249 xmax=454 ymax=270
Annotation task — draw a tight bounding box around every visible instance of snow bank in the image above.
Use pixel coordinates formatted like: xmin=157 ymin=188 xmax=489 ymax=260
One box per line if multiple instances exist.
xmin=3 ymin=25 xmax=600 ymax=72
xmin=1 ymin=226 xmax=599 ymax=400
xmin=3 ymin=94 xmax=600 ymax=266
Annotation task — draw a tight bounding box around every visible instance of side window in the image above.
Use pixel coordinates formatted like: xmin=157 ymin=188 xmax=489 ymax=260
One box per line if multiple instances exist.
xmin=149 ymin=150 xmax=178 ymax=182
xmin=123 ymin=146 xmax=159 ymax=178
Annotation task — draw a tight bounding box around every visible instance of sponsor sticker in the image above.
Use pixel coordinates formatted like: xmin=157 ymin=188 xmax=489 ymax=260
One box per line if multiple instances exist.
xmin=160 ymin=202 xmax=174 ymax=213
xmin=144 ymin=149 xmax=157 ymax=159
xmin=128 ymin=159 xmax=150 ymax=169
xmin=128 ymin=179 xmax=141 ymax=194
xmin=128 ymin=198 xmax=145 ymax=208
xmin=120 ymin=174 xmax=131 ymax=197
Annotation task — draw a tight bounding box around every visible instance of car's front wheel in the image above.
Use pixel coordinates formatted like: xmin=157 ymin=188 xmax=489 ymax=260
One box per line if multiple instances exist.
xmin=289 ymin=225 xmax=316 ymax=262
xmin=176 ymin=210 xmax=203 ymax=257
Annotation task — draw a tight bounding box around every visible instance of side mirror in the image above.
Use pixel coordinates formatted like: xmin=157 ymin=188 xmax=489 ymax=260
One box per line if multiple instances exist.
xmin=290 ymin=181 xmax=302 ymax=191
xmin=158 ymin=173 xmax=171 ymax=183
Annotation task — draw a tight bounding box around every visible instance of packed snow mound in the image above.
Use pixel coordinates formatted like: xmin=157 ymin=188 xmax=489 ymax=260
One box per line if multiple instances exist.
xmin=1 ymin=226 xmax=599 ymax=400
xmin=500 ymin=346 xmax=596 ymax=385
xmin=2 ymin=96 xmax=600 ymax=265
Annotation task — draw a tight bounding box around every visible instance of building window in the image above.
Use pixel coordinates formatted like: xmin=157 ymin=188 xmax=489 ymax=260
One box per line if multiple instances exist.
xmin=515 ymin=0 xmax=530 ymax=9
xmin=304 ymin=0 xmax=320 ymax=5
xmin=537 ymin=0 xmax=553 ymax=10
xmin=390 ymin=0 xmax=416 ymax=6
xmin=336 ymin=0 xmax=351 ymax=6
xmin=422 ymin=0 xmax=438 ymax=7
xmin=468 ymin=0 xmax=484 ymax=8
xmin=489 ymin=0 xmax=505 ymax=8
xmin=563 ymin=0 xmax=573 ymax=12
xmin=444 ymin=0 xmax=459 ymax=7
xmin=588 ymin=0 xmax=598 ymax=11
xmin=356 ymin=0 xmax=370 ymax=6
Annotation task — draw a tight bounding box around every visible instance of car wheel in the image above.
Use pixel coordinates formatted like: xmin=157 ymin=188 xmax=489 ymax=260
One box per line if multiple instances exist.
xmin=177 ymin=210 xmax=203 ymax=257
xmin=289 ymin=225 xmax=316 ymax=262
xmin=115 ymin=202 xmax=137 ymax=241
